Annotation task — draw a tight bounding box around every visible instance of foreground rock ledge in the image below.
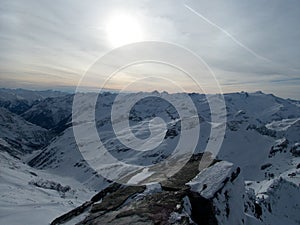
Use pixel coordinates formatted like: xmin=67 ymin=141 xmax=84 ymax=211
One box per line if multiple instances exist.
xmin=50 ymin=154 xmax=283 ymax=225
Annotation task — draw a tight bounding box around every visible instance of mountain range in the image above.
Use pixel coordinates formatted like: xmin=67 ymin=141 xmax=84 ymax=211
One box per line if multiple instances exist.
xmin=0 ymin=88 xmax=299 ymax=225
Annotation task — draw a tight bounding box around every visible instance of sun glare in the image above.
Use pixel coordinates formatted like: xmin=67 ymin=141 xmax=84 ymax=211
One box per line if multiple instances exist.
xmin=105 ymin=13 xmax=144 ymax=48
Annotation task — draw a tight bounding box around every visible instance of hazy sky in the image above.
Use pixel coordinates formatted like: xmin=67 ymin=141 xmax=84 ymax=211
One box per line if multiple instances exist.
xmin=0 ymin=0 xmax=299 ymax=99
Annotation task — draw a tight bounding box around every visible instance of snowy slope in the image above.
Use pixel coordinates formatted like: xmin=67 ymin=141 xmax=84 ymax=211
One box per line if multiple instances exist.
xmin=0 ymin=107 xmax=50 ymax=157
xmin=0 ymin=151 xmax=95 ymax=225
xmin=28 ymin=126 xmax=109 ymax=190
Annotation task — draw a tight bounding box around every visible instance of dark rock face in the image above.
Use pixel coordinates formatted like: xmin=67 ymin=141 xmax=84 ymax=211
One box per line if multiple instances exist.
xmin=290 ymin=144 xmax=300 ymax=157
xmin=254 ymin=203 xmax=263 ymax=219
xmin=247 ymin=125 xmax=276 ymax=138
xmin=29 ymin=179 xmax=71 ymax=193
xmin=260 ymin=163 xmax=272 ymax=170
xmin=269 ymin=138 xmax=289 ymax=157
xmin=187 ymin=191 xmax=218 ymax=225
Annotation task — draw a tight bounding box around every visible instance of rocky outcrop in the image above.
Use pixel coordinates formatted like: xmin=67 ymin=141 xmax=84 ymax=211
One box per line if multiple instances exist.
xmin=49 ymin=147 xmax=300 ymax=225
xmin=29 ymin=179 xmax=71 ymax=193
xmin=186 ymin=161 xmax=245 ymax=225
xmin=50 ymin=155 xmax=250 ymax=225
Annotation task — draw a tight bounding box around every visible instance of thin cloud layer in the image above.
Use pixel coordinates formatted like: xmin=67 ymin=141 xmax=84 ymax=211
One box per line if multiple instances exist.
xmin=0 ymin=0 xmax=299 ymax=99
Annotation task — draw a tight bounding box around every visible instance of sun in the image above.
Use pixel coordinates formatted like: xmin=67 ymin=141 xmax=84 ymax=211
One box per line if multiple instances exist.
xmin=105 ymin=12 xmax=144 ymax=48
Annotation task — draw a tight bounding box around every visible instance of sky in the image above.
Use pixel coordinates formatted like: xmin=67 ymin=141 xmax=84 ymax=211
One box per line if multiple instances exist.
xmin=0 ymin=0 xmax=299 ymax=99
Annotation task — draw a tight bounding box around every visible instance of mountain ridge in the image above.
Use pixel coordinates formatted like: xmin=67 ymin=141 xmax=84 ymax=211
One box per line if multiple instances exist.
xmin=0 ymin=89 xmax=299 ymax=225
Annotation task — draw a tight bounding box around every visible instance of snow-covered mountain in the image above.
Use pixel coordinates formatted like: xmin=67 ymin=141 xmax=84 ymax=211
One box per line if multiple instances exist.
xmin=0 ymin=89 xmax=299 ymax=225
xmin=0 ymin=88 xmax=68 ymax=115
xmin=21 ymin=94 xmax=73 ymax=130
xmin=28 ymin=126 xmax=108 ymax=190
xmin=0 ymin=107 xmax=50 ymax=157
xmin=28 ymin=91 xmax=299 ymax=181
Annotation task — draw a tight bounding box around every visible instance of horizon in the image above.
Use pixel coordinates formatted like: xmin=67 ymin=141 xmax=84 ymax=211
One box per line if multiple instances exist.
xmin=1 ymin=86 xmax=299 ymax=101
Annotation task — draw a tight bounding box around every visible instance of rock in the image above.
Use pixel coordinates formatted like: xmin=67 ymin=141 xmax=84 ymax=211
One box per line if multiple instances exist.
xmin=53 ymin=153 xmax=214 ymax=225
xmin=245 ymin=178 xmax=300 ymax=225
xmin=260 ymin=163 xmax=272 ymax=170
xmin=90 ymin=185 xmax=146 ymax=213
xmin=186 ymin=161 xmax=246 ymax=225
xmin=29 ymin=179 xmax=71 ymax=193
xmin=53 ymin=158 xmax=300 ymax=225
xmin=269 ymin=138 xmax=289 ymax=157
xmin=290 ymin=143 xmax=300 ymax=157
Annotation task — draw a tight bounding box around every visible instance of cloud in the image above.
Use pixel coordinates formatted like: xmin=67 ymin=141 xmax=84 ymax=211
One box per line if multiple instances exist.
xmin=184 ymin=3 xmax=271 ymax=62
xmin=0 ymin=0 xmax=299 ymax=99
